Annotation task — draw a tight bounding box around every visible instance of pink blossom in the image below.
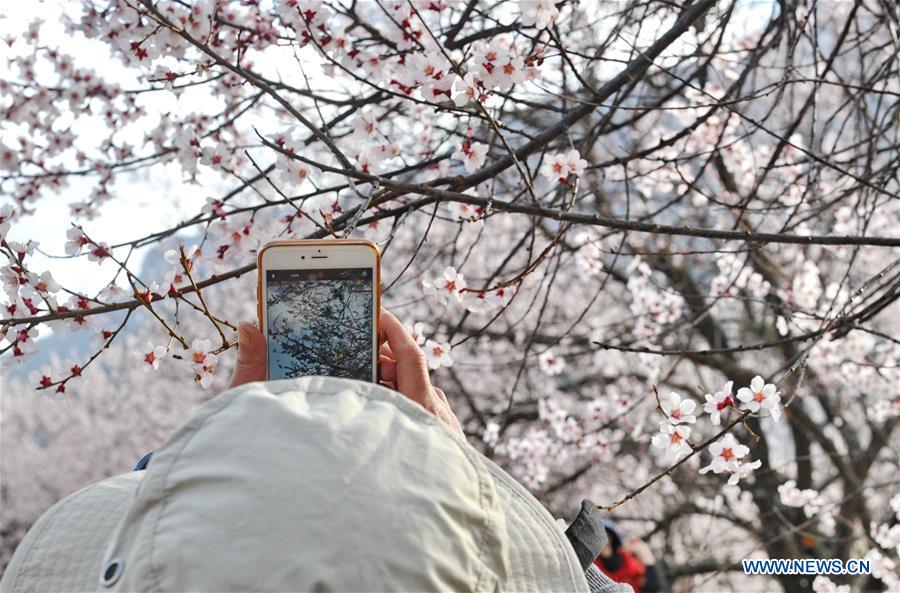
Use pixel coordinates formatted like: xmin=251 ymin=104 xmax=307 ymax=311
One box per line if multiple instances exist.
xmin=538 ymin=349 xmax=566 ymax=376
xmin=703 ymin=381 xmax=734 ymax=425
xmin=660 ymin=392 xmax=697 ymax=425
xmin=452 ymin=140 xmax=488 ymax=173
xmin=737 ymin=376 xmax=782 ymax=420
xmin=651 ymin=423 xmax=691 ymax=458
xmin=519 ymin=0 xmax=560 ymax=29
xmin=422 ymin=266 xmax=467 ymax=305
xmin=424 ymin=339 xmax=453 ymax=370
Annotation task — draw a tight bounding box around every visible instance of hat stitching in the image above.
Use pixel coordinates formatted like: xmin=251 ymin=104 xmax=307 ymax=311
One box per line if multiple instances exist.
xmin=480 ymin=457 xmax=585 ymax=591
xmin=343 ymin=379 xmax=502 ymax=592
xmin=142 ymin=383 xmax=246 ymax=593
xmin=448 ymin=424 xmax=499 ymax=592
xmin=139 ymin=379 xmax=501 ymax=593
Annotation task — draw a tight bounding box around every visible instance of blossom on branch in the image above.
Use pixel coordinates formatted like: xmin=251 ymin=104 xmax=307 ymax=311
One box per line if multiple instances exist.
xmin=452 ymin=140 xmax=488 ymax=173
xmin=651 ymin=422 xmax=691 ymax=459
xmin=703 ymin=380 xmax=735 ymax=425
xmin=424 ymin=339 xmax=453 ymax=370
xmin=519 ymin=0 xmax=560 ymax=29
xmin=737 ymin=375 xmax=782 ymax=420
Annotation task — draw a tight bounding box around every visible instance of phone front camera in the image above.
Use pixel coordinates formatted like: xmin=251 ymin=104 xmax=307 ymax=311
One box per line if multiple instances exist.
xmin=301 ymin=256 xmax=306 ymax=259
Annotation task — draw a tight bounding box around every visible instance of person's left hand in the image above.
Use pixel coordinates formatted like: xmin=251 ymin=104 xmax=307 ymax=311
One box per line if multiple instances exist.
xmin=227 ymin=321 xmax=267 ymax=389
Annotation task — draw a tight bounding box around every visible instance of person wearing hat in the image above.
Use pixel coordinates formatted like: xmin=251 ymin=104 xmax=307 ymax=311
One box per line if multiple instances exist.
xmin=593 ymin=518 xmax=666 ymax=593
xmin=1 ymin=311 xmax=633 ymax=593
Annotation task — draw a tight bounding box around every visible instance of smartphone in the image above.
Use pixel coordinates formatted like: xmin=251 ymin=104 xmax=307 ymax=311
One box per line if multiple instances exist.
xmin=257 ymin=239 xmax=381 ymax=382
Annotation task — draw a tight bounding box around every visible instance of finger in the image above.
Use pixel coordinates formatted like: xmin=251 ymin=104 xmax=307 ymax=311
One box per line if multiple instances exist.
xmin=379 ymin=355 xmax=397 ymax=384
xmin=380 ymin=380 xmax=396 ymax=391
xmin=379 ymin=341 xmax=395 ymax=359
xmin=228 ymin=322 xmax=267 ymax=389
xmin=379 ymin=310 xmax=432 ymax=405
xmin=433 ymin=387 xmax=448 ymax=403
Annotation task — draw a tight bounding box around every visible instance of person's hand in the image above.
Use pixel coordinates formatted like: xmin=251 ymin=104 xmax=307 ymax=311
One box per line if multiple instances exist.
xmin=228 ymin=321 xmax=267 ymax=389
xmin=378 ymin=310 xmax=464 ymax=437
xmin=625 ymin=538 xmax=656 ymax=566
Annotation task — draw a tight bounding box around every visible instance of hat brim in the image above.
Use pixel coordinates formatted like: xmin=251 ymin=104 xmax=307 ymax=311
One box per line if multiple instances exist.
xmin=478 ymin=453 xmax=588 ymax=592
xmin=1 ymin=471 xmax=143 ymax=593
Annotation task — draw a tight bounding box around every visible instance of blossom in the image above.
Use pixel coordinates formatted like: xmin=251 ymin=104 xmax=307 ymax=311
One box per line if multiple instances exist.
xmin=351 ymin=113 xmax=377 ymax=138
xmin=407 ymin=321 xmax=427 ymax=345
xmin=812 ymin=576 xmax=851 ymax=593
xmin=728 ymin=458 xmax=761 ymax=485
xmin=452 ymin=140 xmax=488 ymax=173
xmin=199 ymin=144 xmax=231 ymax=169
xmin=134 ymin=282 xmax=160 ymax=305
xmin=164 ymin=244 xmax=199 ymax=269
xmin=0 ymin=204 xmax=14 ymax=241
xmin=28 ymin=364 xmax=54 ymax=389
xmin=539 ymin=154 xmax=567 ymax=184
xmin=519 ymin=0 xmax=560 ymax=29
xmin=651 ymin=423 xmax=691 ymax=458
xmin=660 ymin=392 xmax=697 ymax=425
xmin=424 ymin=339 xmax=453 ymax=370
xmin=422 ymin=266 xmax=467 ymax=305
xmin=563 ymin=149 xmax=588 ymax=177
xmin=86 ymin=241 xmax=111 ymax=263
xmin=778 ymin=480 xmax=825 ymax=512
xmin=482 ymin=421 xmax=500 ymax=448
xmin=22 ymin=271 xmax=60 ymax=297
xmin=189 ymin=338 xmax=218 ymax=389
xmin=90 ymin=328 xmax=116 ymax=349
xmin=189 ymin=338 xmax=213 ymax=366
xmin=699 ymin=433 xmax=748 ymax=476
xmin=703 ymin=380 xmax=734 ymax=425
xmin=142 ymin=342 xmax=167 ymax=371
xmin=698 ymin=432 xmax=761 ymax=485
xmin=0 ymin=141 xmax=19 ymax=172
xmin=540 ymin=150 xmax=588 ymax=184
xmin=737 ymin=376 xmax=782 ymax=420
xmin=6 ymin=240 xmax=36 ymax=259
xmin=275 ymin=154 xmax=313 ymax=188
xmin=1 ymin=265 xmax=26 ymax=297
xmin=452 ymin=73 xmax=486 ymax=107
xmin=538 ymin=349 xmax=566 ymax=376
xmin=449 ymin=200 xmax=482 ymax=222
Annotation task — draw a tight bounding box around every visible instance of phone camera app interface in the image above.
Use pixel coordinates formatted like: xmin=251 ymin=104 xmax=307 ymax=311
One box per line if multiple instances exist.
xmin=266 ymin=268 xmax=373 ymax=381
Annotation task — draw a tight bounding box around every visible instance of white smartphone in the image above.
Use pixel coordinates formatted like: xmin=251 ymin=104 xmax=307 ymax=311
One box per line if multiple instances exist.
xmin=257 ymin=239 xmax=381 ymax=382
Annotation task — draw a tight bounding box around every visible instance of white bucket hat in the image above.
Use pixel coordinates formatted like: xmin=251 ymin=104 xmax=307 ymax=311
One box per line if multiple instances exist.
xmin=1 ymin=377 xmax=614 ymax=593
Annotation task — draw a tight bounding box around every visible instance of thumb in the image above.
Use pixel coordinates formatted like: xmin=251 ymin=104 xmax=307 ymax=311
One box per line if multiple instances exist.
xmin=228 ymin=321 xmax=267 ymax=389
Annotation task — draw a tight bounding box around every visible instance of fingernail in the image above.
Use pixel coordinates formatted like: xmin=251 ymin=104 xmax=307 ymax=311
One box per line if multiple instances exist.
xmin=237 ymin=322 xmax=254 ymax=352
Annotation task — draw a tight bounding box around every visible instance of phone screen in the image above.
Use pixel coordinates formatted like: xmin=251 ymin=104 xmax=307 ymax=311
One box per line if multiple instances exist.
xmin=265 ymin=268 xmax=375 ymax=381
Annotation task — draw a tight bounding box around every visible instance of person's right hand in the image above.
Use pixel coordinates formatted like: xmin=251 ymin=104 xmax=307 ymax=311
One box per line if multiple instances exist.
xmin=378 ymin=310 xmax=464 ymax=438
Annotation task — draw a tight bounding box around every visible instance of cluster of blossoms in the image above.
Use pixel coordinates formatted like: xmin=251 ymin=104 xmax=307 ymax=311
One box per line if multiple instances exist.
xmin=187 ymin=338 xmax=218 ymax=388
xmin=710 ymin=252 xmax=771 ymax=301
xmin=1 ymin=230 xmax=229 ymax=391
xmin=405 ymin=320 xmax=453 ymax=370
xmin=518 ymin=0 xmax=560 ymax=29
xmin=650 ymin=376 xmax=781 ymax=484
xmin=539 ymin=150 xmax=589 ymax=185
xmin=422 ymin=266 xmax=515 ymax=315
xmin=626 ymin=259 xmax=685 ymax=338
